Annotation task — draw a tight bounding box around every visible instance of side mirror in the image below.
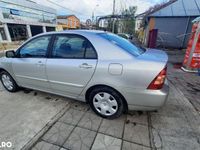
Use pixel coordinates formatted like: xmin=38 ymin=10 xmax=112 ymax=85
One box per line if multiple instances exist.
xmin=6 ymin=50 xmax=16 ymax=58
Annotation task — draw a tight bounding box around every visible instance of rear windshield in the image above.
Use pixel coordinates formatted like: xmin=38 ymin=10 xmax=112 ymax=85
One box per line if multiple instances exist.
xmin=98 ymin=33 xmax=146 ymax=56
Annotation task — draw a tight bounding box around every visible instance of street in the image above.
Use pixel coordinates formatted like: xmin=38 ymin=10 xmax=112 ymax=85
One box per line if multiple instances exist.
xmin=0 ymin=50 xmax=199 ymax=150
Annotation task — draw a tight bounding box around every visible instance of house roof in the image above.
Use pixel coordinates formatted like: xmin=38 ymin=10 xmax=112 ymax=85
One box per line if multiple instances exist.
xmin=150 ymin=0 xmax=200 ymax=17
xmin=136 ymin=0 xmax=177 ymax=18
xmin=57 ymin=15 xmax=79 ymax=20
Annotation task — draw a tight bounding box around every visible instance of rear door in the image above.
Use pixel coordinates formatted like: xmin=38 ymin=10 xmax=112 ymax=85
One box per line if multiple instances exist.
xmin=12 ymin=35 xmax=52 ymax=91
xmin=46 ymin=34 xmax=97 ymax=98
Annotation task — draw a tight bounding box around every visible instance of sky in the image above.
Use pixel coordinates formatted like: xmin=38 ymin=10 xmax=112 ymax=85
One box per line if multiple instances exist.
xmin=35 ymin=0 xmax=166 ymax=21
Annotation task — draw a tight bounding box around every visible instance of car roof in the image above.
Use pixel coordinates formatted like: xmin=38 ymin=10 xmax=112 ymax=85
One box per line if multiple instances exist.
xmin=40 ymin=30 xmax=106 ymax=36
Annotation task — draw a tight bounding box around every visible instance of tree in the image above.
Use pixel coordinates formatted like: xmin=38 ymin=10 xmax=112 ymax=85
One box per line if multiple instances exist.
xmin=120 ymin=6 xmax=137 ymax=34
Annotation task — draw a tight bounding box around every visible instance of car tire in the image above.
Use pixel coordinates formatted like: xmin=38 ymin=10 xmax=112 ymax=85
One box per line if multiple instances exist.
xmin=0 ymin=71 xmax=19 ymax=92
xmin=88 ymin=86 xmax=124 ymax=119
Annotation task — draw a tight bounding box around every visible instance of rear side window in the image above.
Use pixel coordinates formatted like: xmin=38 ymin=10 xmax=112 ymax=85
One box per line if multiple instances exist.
xmin=52 ymin=35 xmax=97 ymax=59
xmin=98 ymin=33 xmax=145 ymax=56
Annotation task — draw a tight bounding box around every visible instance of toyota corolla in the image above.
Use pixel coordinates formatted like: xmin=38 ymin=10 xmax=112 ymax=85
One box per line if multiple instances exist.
xmin=0 ymin=30 xmax=169 ymax=119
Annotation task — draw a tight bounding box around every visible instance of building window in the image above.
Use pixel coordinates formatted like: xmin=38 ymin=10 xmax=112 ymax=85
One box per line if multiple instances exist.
xmin=30 ymin=25 xmax=43 ymax=36
xmin=0 ymin=27 xmax=7 ymax=41
xmin=7 ymin=24 xmax=28 ymax=41
xmin=46 ymin=27 xmax=55 ymax=32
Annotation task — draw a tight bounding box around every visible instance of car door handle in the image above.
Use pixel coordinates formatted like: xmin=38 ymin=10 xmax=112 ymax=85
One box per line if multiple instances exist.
xmin=79 ymin=63 xmax=93 ymax=69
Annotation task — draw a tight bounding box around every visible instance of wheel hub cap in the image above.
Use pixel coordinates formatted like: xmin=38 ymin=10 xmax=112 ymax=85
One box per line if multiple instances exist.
xmin=2 ymin=74 xmax=13 ymax=90
xmin=93 ymin=92 xmax=118 ymax=116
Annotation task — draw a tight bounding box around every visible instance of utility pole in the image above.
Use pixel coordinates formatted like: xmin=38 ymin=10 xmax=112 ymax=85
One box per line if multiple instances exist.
xmin=112 ymin=0 xmax=116 ymax=33
xmin=92 ymin=4 xmax=99 ymax=29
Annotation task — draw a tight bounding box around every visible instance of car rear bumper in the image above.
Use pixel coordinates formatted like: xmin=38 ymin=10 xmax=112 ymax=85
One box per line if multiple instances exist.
xmin=122 ymin=80 xmax=169 ymax=111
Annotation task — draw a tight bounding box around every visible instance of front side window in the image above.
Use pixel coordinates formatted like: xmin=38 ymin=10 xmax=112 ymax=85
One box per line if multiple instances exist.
xmin=98 ymin=33 xmax=146 ymax=56
xmin=52 ymin=35 xmax=97 ymax=59
xmin=19 ymin=36 xmax=51 ymax=58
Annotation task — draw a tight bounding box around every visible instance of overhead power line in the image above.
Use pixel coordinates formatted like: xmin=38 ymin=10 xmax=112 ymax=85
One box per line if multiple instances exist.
xmin=46 ymin=0 xmax=90 ymax=17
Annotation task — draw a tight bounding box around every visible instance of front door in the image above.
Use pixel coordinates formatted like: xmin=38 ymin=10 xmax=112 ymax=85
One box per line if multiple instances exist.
xmin=46 ymin=34 xmax=97 ymax=98
xmin=12 ymin=35 xmax=52 ymax=91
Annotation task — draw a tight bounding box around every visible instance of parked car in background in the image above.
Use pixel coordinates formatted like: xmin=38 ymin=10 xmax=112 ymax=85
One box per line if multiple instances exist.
xmin=0 ymin=30 xmax=169 ymax=119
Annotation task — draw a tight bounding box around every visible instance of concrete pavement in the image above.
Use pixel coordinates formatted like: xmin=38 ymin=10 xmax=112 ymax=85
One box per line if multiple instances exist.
xmin=0 ymin=84 xmax=70 ymax=150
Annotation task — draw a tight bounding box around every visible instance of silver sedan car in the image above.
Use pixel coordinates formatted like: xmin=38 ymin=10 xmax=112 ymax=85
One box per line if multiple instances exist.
xmin=0 ymin=30 xmax=169 ymax=119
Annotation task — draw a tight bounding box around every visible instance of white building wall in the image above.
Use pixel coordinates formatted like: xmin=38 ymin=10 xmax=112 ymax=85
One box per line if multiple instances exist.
xmin=0 ymin=0 xmax=57 ymax=42
xmin=135 ymin=19 xmax=142 ymax=31
xmin=26 ymin=25 xmax=32 ymax=38
xmin=3 ymin=24 xmax=11 ymax=42
xmin=43 ymin=26 xmax=46 ymax=33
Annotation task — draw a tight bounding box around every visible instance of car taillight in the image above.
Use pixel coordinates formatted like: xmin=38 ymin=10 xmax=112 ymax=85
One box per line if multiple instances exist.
xmin=147 ymin=67 xmax=167 ymax=90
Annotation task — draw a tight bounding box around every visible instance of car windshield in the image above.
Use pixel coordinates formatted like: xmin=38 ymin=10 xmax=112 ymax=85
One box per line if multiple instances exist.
xmin=98 ymin=33 xmax=146 ymax=56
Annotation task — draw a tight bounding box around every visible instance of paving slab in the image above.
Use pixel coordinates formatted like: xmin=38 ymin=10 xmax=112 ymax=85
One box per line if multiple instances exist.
xmin=78 ymin=112 xmax=102 ymax=131
xmin=70 ymin=101 xmax=90 ymax=112
xmin=32 ymin=141 xmax=60 ymax=150
xmin=60 ymin=148 xmax=68 ymax=150
xmin=91 ymin=133 xmax=122 ymax=150
xmin=0 ymin=84 xmax=69 ymax=150
xmin=63 ymin=127 xmax=96 ymax=150
xmin=123 ymin=121 xmax=150 ymax=147
xmin=59 ymin=108 xmax=85 ymax=125
xmin=42 ymin=122 xmax=74 ymax=146
xmin=126 ymin=112 xmax=148 ymax=125
xmin=99 ymin=115 xmax=126 ymax=138
xmin=122 ymin=141 xmax=151 ymax=150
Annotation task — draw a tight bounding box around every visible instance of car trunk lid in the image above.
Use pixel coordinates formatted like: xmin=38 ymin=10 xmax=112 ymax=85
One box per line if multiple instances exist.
xmin=138 ymin=49 xmax=168 ymax=63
